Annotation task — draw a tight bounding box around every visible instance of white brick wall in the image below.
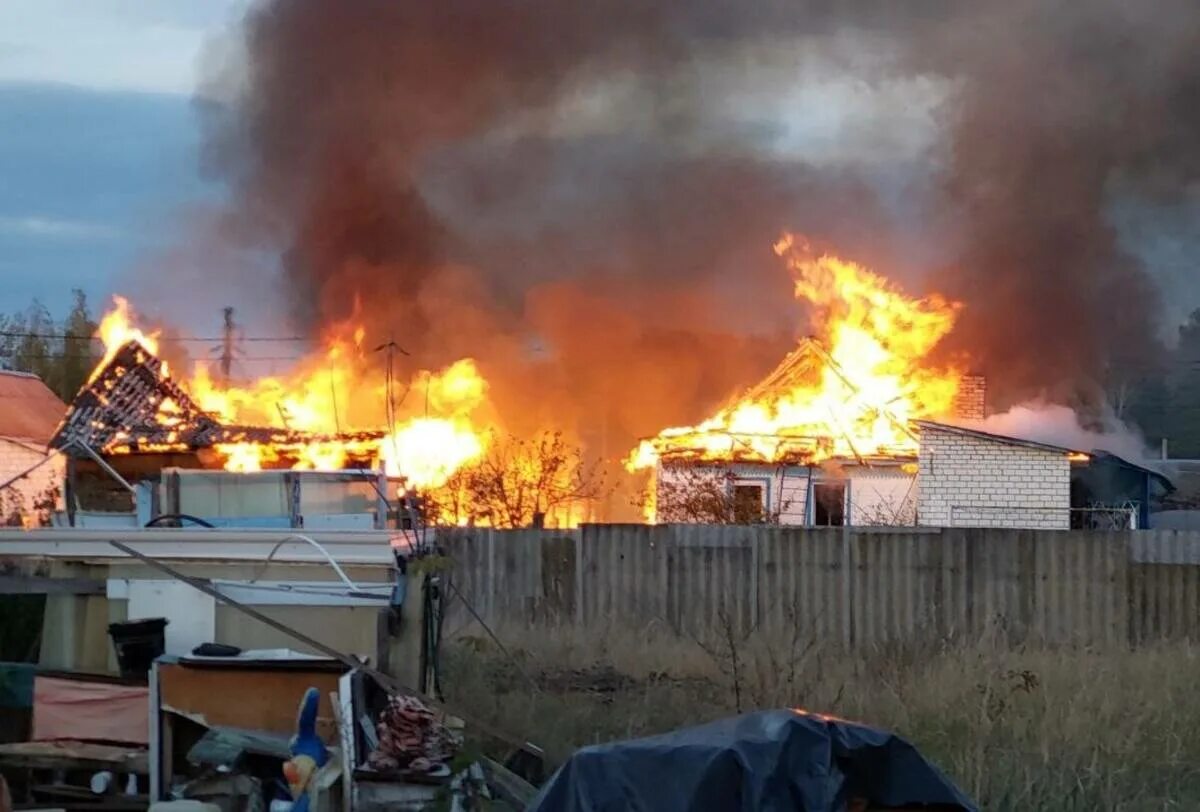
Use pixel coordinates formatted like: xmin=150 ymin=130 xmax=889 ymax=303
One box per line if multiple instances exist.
xmin=655 ymin=461 xmax=917 ymax=527
xmin=848 ymin=468 xmax=918 ymax=526
xmin=916 ymin=426 xmax=1070 ymax=529
xmin=0 ymin=438 xmax=63 ymax=526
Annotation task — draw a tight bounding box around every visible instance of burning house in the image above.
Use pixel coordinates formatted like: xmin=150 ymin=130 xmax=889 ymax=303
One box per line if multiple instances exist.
xmin=630 ymin=239 xmax=1172 ymax=530
xmin=49 ymin=338 xmax=401 ymax=528
xmin=40 ymin=239 xmax=1171 ymax=532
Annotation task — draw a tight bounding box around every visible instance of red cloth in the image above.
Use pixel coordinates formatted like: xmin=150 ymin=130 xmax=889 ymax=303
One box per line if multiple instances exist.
xmin=32 ymin=677 xmax=149 ymax=745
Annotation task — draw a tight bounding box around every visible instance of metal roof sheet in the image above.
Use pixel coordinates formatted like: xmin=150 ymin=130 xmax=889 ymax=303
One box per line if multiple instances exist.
xmin=0 ymin=370 xmax=66 ymax=444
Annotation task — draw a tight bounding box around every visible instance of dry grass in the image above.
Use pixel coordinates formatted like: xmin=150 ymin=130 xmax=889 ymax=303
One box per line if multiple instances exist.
xmin=442 ymin=622 xmax=1200 ymax=811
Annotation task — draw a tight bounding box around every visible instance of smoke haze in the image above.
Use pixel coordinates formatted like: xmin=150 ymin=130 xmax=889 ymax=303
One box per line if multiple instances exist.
xmin=967 ymin=403 xmax=1151 ymax=464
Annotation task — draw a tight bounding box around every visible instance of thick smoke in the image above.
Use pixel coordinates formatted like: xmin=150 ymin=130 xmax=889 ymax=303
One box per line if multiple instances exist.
xmin=198 ymin=1 xmax=933 ymax=444
xmin=913 ymin=1 xmax=1200 ymax=408
xmin=197 ymin=0 xmax=1200 ymax=453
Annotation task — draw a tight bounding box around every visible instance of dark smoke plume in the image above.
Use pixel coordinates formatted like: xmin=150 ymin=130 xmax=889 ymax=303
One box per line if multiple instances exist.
xmin=198 ymin=1 xmax=928 ymax=445
xmin=913 ymin=1 xmax=1200 ymax=408
xmin=199 ymin=0 xmax=1200 ymax=447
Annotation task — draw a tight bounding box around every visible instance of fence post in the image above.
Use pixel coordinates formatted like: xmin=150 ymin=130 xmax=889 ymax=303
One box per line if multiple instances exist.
xmin=842 ymin=522 xmax=854 ymax=647
xmin=486 ymin=528 xmax=496 ymax=624
xmin=574 ymin=527 xmax=584 ymax=627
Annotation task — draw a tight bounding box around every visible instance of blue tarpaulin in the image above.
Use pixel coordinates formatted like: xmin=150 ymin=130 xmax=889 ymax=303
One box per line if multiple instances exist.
xmin=529 ymin=709 xmax=976 ymax=812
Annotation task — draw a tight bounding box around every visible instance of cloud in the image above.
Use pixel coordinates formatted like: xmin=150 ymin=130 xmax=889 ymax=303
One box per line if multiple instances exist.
xmin=0 ymin=216 xmax=121 ymax=240
xmin=0 ymin=0 xmax=249 ymax=95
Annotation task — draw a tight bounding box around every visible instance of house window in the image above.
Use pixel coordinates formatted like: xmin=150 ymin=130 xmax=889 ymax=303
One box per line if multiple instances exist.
xmin=812 ymin=481 xmax=846 ymax=526
xmin=733 ymin=483 xmax=765 ymax=523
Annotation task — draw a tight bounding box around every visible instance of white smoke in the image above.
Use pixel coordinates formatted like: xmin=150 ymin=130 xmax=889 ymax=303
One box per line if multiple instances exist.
xmin=961 ymin=402 xmax=1152 ymax=463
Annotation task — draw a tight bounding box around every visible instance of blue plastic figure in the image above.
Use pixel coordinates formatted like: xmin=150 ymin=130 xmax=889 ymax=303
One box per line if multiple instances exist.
xmin=283 ymin=688 xmax=330 ymax=812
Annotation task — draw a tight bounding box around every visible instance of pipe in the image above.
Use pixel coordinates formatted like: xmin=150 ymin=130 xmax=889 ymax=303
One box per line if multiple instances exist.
xmin=251 ymin=533 xmax=368 ymax=592
xmin=73 ymin=441 xmax=136 ymax=494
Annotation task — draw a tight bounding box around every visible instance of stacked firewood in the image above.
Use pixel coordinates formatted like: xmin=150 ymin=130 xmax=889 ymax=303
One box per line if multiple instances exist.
xmin=368 ymin=695 xmax=458 ymax=775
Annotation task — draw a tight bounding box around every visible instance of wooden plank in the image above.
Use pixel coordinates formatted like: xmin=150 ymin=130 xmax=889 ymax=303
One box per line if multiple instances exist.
xmin=157 ymin=662 xmax=343 ymax=739
xmin=0 ymin=577 xmax=104 ymax=596
xmin=0 ymin=742 xmax=147 ymax=774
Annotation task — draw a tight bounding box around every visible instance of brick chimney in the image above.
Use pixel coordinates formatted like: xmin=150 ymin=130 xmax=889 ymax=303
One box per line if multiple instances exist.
xmin=951 ymin=375 xmax=987 ymax=421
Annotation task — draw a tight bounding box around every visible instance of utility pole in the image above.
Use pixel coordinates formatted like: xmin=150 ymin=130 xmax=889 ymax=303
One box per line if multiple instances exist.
xmin=220 ymin=306 xmax=236 ymax=385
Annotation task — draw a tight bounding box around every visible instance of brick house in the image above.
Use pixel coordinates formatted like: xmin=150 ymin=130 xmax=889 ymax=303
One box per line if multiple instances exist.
xmin=649 ymin=374 xmax=988 ymax=528
xmin=652 ymin=422 xmax=1079 ymax=530
xmin=913 ymin=420 xmax=1076 ymax=529
xmin=0 ymin=371 xmax=66 ymax=526
xmin=653 ymin=416 xmax=1169 ymax=530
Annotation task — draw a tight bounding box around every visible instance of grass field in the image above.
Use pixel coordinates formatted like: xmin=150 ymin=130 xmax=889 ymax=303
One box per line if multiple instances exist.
xmin=442 ymin=623 xmax=1200 ymax=810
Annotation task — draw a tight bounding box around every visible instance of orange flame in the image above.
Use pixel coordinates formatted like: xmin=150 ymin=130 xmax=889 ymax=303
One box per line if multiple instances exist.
xmin=92 ymin=303 xmax=490 ymax=487
xmin=629 ymin=234 xmax=963 ymax=470
xmin=92 ymin=296 xmax=160 ymax=381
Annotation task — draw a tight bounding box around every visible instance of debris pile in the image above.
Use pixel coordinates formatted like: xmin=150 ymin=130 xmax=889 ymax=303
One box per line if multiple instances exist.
xmin=368 ymin=695 xmax=458 ymax=776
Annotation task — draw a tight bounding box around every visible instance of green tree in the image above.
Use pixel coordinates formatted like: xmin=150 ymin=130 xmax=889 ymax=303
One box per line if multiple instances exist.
xmin=0 ymin=291 xmax=98 ymax=400
xmin=60 ymin=289 xmax=98 ymax=399
xmin=7 ymin=300 xmax=56 ymax=387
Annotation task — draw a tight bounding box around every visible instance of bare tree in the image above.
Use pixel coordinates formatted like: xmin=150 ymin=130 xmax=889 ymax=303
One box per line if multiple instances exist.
xmin=426 ymin=431 xmax=606 ymax=528
xmin=650 ymin=462 xmax=789 ymax=524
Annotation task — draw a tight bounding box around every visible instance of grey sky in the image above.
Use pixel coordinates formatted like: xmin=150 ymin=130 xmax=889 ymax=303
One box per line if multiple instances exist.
xmin=0 ymin=1 xmax=248 ymax=331
xmin=0 ymin=0 xmax=245 ymax=94
xmin=0 ymin=2 xmax=1193 ymax=342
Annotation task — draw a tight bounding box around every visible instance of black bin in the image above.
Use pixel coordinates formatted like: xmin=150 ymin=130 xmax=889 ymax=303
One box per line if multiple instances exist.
xmin=108 ymin=617 xmax=168 ymax=679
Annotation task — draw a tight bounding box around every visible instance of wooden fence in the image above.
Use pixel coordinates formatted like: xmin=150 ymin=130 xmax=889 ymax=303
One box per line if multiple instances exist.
xmin=437 ymin=525 xmax=1200 ymax=646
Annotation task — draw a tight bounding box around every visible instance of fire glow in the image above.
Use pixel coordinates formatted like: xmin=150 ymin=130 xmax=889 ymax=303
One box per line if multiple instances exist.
xmin=628 ymin=234 xmax=963 ymax=470
xmin=89 ymin=232 xmax=968 ymax=525
xmin=92 ymin=300 xmax=489 ymax=489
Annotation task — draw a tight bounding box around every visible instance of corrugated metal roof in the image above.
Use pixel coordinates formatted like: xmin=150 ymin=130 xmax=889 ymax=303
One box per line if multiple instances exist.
xmin=0 ymin=370 xmax=66 ymax=444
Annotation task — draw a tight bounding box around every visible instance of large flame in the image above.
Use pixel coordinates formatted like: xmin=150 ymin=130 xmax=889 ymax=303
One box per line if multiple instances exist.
xmin=91 ymin=297 xmax=489 ymax=487
xmin=93 ymin=296 xmax=161 ymax=380
xmin=628 ymin=234 xmax=963 ymax=470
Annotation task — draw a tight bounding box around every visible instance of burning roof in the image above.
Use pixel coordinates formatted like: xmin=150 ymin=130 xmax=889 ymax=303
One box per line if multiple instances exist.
xmin=58 ymin=297 xmax=488 ymax=485
xmin=51 ymin=340 xmax=383 ymax=461
xmin=628 ymin=237 xmax=963 ymax=471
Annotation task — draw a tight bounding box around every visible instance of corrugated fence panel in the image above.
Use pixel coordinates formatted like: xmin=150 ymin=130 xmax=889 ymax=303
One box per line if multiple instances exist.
xmin=756 ymin=527 xmax=845 ymax=642
xmin=1129 ymin=530 xmax=1200 ymax=643
xmin=498 ymin=529 xmax=565 ymax=624
xmin=580 ymin=524 xmax=664 ymax=628
xmin=666 ymin=525 xmax=756 ymax=637
xmin=438 ymin=526 xmax=1200 ymax=647
xmin=852 ymin=529 xmax=945 ymax=645
xmin=1026 ymin=531 xmax=1127 ymax=645
xmin=439 ymin=528 xmax=491 ymax=627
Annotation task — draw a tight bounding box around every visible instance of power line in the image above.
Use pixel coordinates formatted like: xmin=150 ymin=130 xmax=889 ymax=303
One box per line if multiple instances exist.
xmin=0 ymin=352 xmax=306 ymax=362
xmin=0 ymin=330 xmax=307 ymax=343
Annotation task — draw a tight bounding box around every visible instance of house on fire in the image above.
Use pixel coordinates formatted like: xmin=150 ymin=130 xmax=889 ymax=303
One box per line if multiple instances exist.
xmin=48 ymin=341 xmax=400 ymax=528
xmin=649 ymin=354 xmax=1172 ymax=530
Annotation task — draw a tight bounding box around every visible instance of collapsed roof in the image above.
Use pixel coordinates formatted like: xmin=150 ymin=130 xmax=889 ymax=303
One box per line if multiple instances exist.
xmin=50 ymin=341 xmax=382 ymax=457
xmin=645 ymin=339 xmax=920 ymax=466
